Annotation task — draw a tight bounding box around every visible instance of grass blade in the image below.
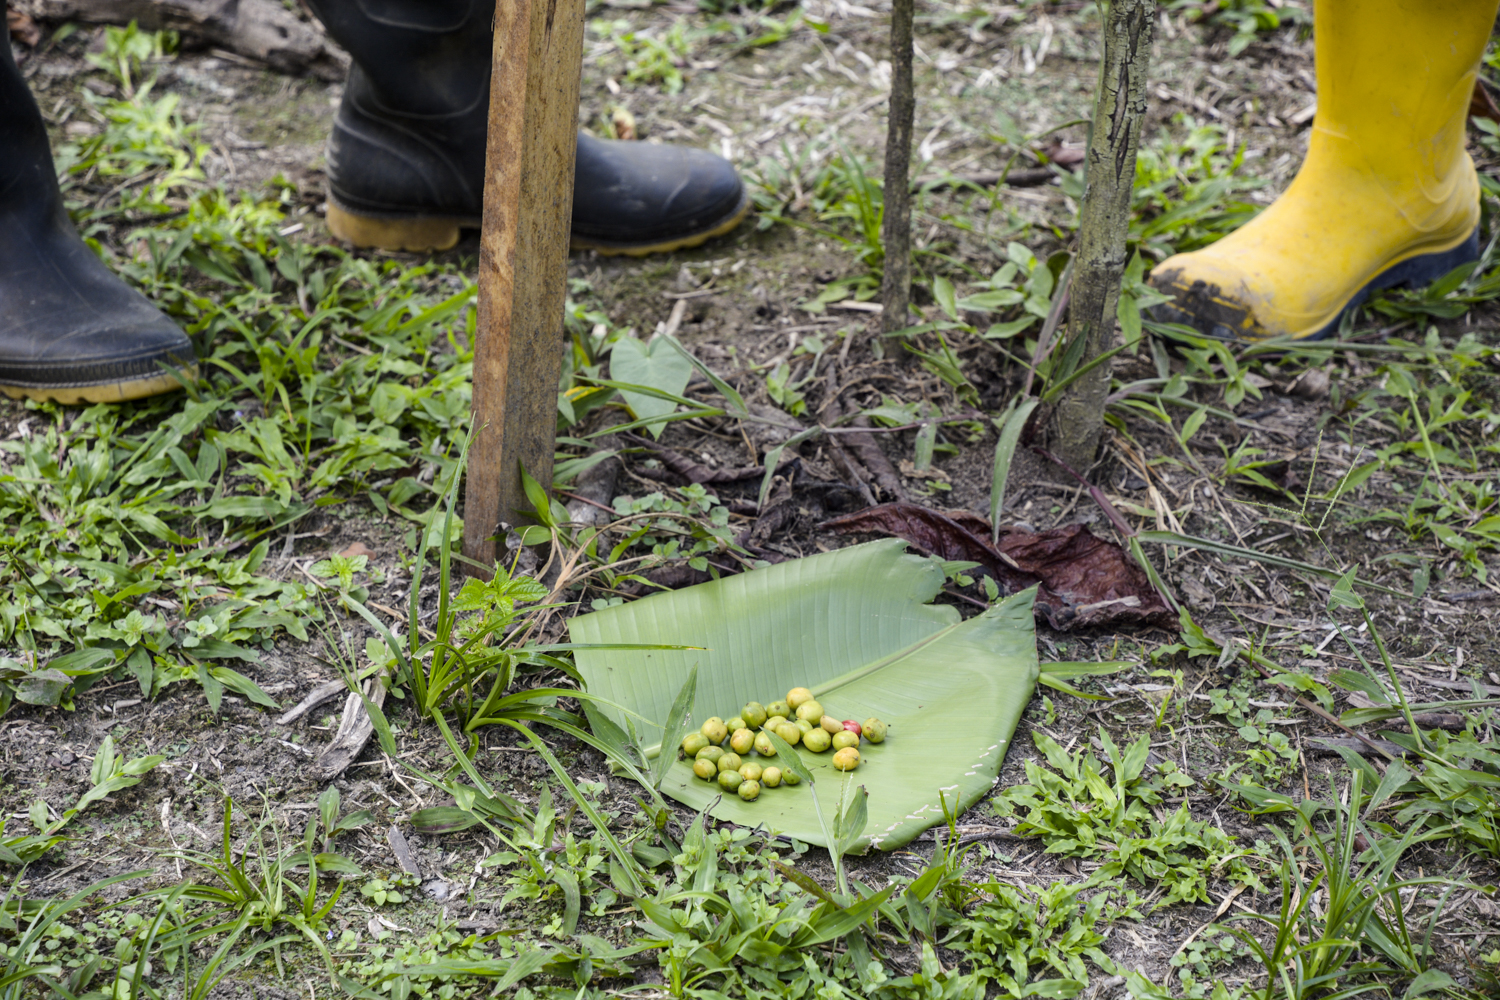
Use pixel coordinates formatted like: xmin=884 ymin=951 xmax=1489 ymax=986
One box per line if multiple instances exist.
xmin=1135 ymin=530 xmax=1407 ymax=597
xmin=989 ymin=397 xmax=1039 ymax=543
xmin=653 ymin=665 xmax=699 ymax=789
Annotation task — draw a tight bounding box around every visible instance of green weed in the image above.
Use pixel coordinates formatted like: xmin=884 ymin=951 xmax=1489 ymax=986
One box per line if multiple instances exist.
xmin=3 ymin=26 xmax=479 ymax=714
xmin=333 ymin=923 xmax=647 ymax=999
xmin=1 ymin=871 xmax=153 ymax=1000
xmin=992 ymin=728 xmax=1263 ymax=907
xmin=959 ymin=878 xmax=1119 ymax=996
xmin=1166 ymin=0 xmax=1310 ymax=56
xmin=2 ymin=734 xmax=162 ymax=865
xmin=1127 ymin=117 xmax=1266 ymax=259
xmin=171 ymin=796 xmax=345 ymax=978
xmin=1225 ymin=771 xmax=1460 ymax=1000
xmin=597 ymin=19 xmax=696 ymax=94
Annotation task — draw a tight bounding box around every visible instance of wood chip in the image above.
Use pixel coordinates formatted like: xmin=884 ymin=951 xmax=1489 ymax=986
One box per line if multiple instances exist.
xmin=387 ymin=825 xmax=422 ymax=877
xmin=315 ymin=678 xmax=387 ymax=780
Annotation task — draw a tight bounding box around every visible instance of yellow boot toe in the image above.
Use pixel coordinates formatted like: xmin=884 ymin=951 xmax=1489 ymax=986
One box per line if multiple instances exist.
xmin=1148 ymin=0 xmax=1494 ymax=343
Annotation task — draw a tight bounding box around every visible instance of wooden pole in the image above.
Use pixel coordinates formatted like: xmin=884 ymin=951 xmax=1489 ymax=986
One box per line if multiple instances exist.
xmin=463 ymin=0 xmax=586 ymax=571
xmin=879 ymin=0 xmax=915 ymax=334
xmin=1047 ymin=0 xmax=1155 ymax=471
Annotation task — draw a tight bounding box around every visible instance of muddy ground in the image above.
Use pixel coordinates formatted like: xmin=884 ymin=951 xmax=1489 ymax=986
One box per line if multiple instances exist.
xmin=4 ymin=1 xmax=1500 ymax=996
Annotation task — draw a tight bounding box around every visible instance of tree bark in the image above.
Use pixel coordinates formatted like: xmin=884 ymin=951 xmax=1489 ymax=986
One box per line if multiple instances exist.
xmin=1048 ymin=0 xmax=1156 ymax=471
xmin=879 ymin=0 xmax=915 ymax=334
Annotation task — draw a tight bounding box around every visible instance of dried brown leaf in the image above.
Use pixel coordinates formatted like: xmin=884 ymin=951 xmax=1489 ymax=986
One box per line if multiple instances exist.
xmin=822 ymin=502 xmax=1175 ymax=630
xmin=7 ymin=9 xmax=41 ymax=46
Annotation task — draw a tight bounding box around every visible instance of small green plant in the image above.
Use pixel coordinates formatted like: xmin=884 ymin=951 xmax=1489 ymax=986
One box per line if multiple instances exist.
xmin=84 ymin=20 xmax=177 ymax=93
xmin=937 ymin=241 xmax=1062 ymax=343
xmin=634 ymin=806 xmax=918 ymax=998
xmin=599 ymin=19 xmax=695 ymax=94
xmin=1126 ymin=116 xmax=1267 ymax=259
xmin=959 ymin=877 xmax=1119 ymax=995
xmin=0 ymin=871 xmax=152 ymax=1000
xmin=1225 ymin=771 xmax=1460 ymax=1000
xmin=1203 ymin=677 xmax=1301 ymax=786
xmin=762 ymin=145 xmax=890 ymax=303
xmin=1170 ymin=927 xmax=1249 ymax=998
xmin=172 ymin=796 xmax=344 ymax=979
xmin=308 ymin=552 xmax=377 ymax=612
xmin=993 ymin=728 xmax=1261 ymax=907
xmin=295 ymin=786 xmax=372 ymax=875
xmin=2 ymin=735 xmax=163 ymax=865
xmin=1166 ymin=0 xmax=1310 ymax=56
xmin=331 ymin=923 xmax=641 ymax=998
xmin=359 ymin=878 xmax=407 ymax=907
xmin=487 ymin=785 xmax=617 ymax=937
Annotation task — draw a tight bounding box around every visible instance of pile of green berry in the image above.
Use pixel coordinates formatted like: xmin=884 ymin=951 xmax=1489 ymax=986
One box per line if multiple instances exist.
xmin=680 ymin=685 xmax=888 ymax=801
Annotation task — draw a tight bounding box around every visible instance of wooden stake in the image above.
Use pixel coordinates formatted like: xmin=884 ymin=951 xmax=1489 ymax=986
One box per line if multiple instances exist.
xmin=463 ymin=0 xmax=586 ymax=571
xmin=1049 ymin=0 xmax=1156 ymax=471
xmin=879 ymin=0 xmax=915 ymax=334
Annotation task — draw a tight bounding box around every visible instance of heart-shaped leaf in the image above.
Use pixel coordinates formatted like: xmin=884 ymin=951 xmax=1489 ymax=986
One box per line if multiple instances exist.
xmin=17 ymin=669 xmax=71 ymax=707
xmin=570 ymin=541 xmax=1038 ymax=851
xmin=609 ymin=334 xmax=692 ymax=440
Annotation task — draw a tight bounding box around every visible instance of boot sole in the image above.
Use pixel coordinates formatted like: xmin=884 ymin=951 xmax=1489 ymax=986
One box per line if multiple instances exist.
xmin=326 ymin=201 xmax=470 ymax=252
xmin=326 ymin=189 xmax=751 ymax=257
xmin=1154 ymin=226 xmax=1481 ymax=343
xmin=570 ymin=190 xmax=752 ymax=257
xmin=1301 ymin=226 xmax=1482 ymax=340
xmin=0 ymin=367 xmax=196 ymax=405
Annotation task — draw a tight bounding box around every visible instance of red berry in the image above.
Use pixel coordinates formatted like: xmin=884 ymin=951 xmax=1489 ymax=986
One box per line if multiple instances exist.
xmin=842 ymin=720 xmax=862 ymax=734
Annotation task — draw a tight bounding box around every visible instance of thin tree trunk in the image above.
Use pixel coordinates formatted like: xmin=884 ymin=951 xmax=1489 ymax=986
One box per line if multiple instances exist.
xmin=1048 ymin=0 xmax=1156 ymax=470
xmin=879 ymin=0 xmax=915 ymax=333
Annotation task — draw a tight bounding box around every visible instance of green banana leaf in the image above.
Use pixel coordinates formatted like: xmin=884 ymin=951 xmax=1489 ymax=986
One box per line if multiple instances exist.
xmin=569 ymin=540 xmax=1038 ymax=851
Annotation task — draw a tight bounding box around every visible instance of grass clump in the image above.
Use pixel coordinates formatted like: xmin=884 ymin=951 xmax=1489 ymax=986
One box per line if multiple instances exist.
xmin=1 ymin=24 xmax=476 ymax=715
xmin=992 ymin=728 xmax=1264 ymax=908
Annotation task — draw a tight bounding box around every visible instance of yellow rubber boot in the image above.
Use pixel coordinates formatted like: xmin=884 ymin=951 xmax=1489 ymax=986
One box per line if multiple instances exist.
xmin=1149 ymin=0 xmax=1497 ymax=342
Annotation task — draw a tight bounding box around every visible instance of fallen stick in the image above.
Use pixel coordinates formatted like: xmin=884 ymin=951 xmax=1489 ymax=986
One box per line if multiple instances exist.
xmin=13 ymin=0 xmax=348 ymax=79
xmin=1306 ymin=735 xmax=1408 ymax=758
xmin=275 ymin=678 xmax=347 ymax=726
xmin=912 ymin=167 xmax=1056 ymax=191
xmin=846 ymin=415 xmax=907 ymax=501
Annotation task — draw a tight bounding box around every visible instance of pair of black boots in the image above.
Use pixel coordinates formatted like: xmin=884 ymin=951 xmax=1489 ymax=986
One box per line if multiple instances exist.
xmin=0 ymin=0 xmax=747 ymax=403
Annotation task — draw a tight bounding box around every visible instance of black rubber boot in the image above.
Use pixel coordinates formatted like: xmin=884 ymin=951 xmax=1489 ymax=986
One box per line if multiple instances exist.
xmin=0 ymin=43 xmax=194 ymax=403
xmin=304 ymin=0 xmax=748 ymax=255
